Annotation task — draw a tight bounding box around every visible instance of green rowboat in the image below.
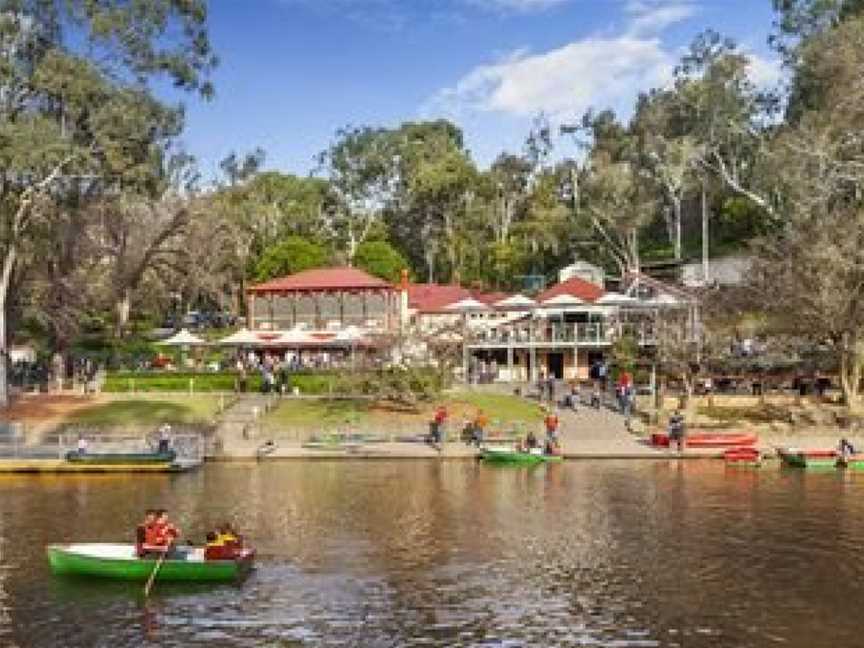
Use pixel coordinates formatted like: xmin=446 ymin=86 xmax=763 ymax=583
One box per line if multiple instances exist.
xmin=47 ymin=544 xmax=254 ymax=582
xmin=481 ymin=448 xmax=563 ymax=465
xmin=777 ymin=448 xmax=839 ymax=470
xmin=65 ymin=451 xmax=176 ymax=465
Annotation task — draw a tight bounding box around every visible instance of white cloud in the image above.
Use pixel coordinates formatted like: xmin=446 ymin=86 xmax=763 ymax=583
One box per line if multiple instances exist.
xmin=746 ymin=52 xmax=784 ymax=88
xmin=426 ymin=36 xmax=675 ymax=120
xmin=467 ymin=0 xmax=572 ymax=11
xmin=626 ymin=1 xmax=698 ymax=35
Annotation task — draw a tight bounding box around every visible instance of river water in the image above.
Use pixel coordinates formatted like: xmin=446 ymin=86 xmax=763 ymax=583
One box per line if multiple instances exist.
xmin=0 ymin=460 xmax=862 ymax=647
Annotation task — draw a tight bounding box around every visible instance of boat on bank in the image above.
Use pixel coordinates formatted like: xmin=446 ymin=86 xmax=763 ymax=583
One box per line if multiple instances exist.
xmin=651 ymin=432 xmax=758 ymax=448
xmin=776 ymin=448 xmax=839 ymax=469
xmin=47 ymin=543 xmax=255 ymax=582
xmin=65 ymin=451 xmax=177 ymax=465
xmin=724 ymin=447 xmax=762 ymax=466
xmin=480 ymin=446 xmax=563 ymax=465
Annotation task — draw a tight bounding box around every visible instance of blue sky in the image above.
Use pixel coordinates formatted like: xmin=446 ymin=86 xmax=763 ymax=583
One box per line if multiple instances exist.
xmin=173 ymin=0 xmax=780 ymax=180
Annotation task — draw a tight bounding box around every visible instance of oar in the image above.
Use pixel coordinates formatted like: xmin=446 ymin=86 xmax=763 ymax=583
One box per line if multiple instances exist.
xmin=144 ymin=542 xmax=172 ymax=597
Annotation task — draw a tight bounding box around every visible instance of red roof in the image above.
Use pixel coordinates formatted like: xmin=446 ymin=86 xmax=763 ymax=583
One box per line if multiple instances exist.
xmin=248 ymin=267 xmax=394 ymax=293
xmin=537 ymin=277 xmax=604 ymax=303
xmin=407 ymin=283 xmax=471 ymax=313
xmin=473 ymin=291 xmax=510 ymax=305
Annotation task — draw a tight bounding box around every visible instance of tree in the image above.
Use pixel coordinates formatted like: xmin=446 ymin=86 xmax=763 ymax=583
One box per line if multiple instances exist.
xmin=353 ymin=241 xmax=409 ymax=282
xmin=254 ymin=237 xmax=329 ymax=282
xmin=579 ymin=155 xmax=657 ymax=276
xmin=0 ymin=1 xmax=215 ymax=405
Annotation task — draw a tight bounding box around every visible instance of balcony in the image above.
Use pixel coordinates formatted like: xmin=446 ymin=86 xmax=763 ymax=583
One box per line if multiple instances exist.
xmin=470 ymin=322 xmax=656 ymax=347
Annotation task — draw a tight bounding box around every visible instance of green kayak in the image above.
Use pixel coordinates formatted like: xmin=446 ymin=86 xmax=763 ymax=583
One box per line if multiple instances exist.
xmin=47 ymin=543 xmax=254 ymax=582
xmin=481 ymin=448 xmax=563 ymax=464
xmin=65 ymin=451 xmax=176 ymax=465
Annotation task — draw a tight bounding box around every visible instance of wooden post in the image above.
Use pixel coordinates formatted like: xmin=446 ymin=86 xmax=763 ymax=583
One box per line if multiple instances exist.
xmin=247 ymin=293 xmax=256 ymax=330
xmin=339 ymin=290 xmax=345 ymax=327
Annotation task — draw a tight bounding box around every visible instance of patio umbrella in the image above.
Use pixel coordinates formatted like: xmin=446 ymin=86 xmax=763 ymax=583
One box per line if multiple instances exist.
xmin=156 ymin=329 xmax=207 ymax=346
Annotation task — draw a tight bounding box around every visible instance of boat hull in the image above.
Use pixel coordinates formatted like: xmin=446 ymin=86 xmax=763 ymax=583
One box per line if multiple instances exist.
xmin=47 ymin=544 xmax=253 ymax=582
xmin=777 ymin=448 xmax=838 ymax=469
xmin=724 ymin=447 xmax=762 ymax=466
xmin=65 ymin=451 xmax=176 ymax=465
xmin=481 ymin=450 xmax=563 ymax=464
xmin=651 ymin=432 xmax=758 ymax=448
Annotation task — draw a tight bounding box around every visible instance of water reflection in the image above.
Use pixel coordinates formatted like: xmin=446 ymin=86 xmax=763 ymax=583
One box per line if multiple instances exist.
xmin=0 ymin=461 xmax=862 ymax=646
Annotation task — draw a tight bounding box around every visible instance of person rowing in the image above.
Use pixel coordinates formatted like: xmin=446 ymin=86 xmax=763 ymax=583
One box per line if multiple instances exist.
xmin=141 ymin=509 xmax=180 ymax=557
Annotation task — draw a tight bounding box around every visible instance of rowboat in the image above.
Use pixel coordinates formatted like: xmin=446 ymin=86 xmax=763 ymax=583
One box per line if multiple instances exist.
xmin=65 ymin=451 xmax=176 ymax=465
xmin=651 ymin=432 xmax=758 ymax=448
xmin=776 ymin=448 xmax=838 ymax=469
xmin=724 ymin=447 xmax=762 ymax=466
xmin=837 ymin=454 xmax=864 ymax=470
xmin=481 ymin=447 xmax=563 ymax=464
xmin=47 ymin=543 xmax=255 ymax=582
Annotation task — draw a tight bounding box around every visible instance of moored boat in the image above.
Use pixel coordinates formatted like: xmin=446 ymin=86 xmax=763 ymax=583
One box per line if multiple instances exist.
xmin=724 ymin=447 xmax=762 ymax=466
xmin=776 ymin=448 xmax=838 ymax=469
xmin=65 ymin=451 xmax=176 ymax=465
xmin=651 ymin=432 xmax=758 ymax=448
xmin=836 ymin=454 xmax=864 ymax=470
xmin=47 ymin=543 xmax=254 ymax=582
xmin=481 ymin=447 xmax=563 ymax=464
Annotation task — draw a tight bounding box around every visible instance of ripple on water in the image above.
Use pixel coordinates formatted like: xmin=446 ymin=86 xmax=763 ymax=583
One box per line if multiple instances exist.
xmin=1 ymin=461 xmax=864 ymax=646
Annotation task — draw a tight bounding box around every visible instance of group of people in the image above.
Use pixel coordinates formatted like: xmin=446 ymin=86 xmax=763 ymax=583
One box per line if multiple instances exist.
xmin=134 ymin=510 xmax=243 ymax=560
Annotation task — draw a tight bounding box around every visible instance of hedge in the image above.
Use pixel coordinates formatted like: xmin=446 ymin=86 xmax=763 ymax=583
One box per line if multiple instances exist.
xmin=102 ymin=369 xmax=443 ymax=396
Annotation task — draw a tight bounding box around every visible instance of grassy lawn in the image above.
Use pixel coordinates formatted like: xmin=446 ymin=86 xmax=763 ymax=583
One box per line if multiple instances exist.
xmin=261 ymin=391 xmax=543 ymax=435
xmin=66 ymin=396 xmax=222 ymax=427
xmin=445 ymin=391 xmax=544 ymax=424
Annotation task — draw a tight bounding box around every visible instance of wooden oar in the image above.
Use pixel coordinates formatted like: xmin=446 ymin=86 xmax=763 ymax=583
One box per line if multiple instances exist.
xmin=143 ymin=542 xmax=172 ymax=597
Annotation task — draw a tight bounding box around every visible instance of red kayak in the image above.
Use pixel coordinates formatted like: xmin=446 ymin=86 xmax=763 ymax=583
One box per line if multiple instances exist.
xmin=651 ymin=432 xmax=758 ymax=448
xmin=724 ymin=447 xmax=761 ymax=463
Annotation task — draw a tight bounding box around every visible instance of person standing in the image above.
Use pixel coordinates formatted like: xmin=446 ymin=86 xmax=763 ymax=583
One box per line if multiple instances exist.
xmin=544 ymin=408 xmax=560 ymax=444
xmin=668 ymin=410 xmax=686 ymax=452
xmin=157 ymin=424 xmax=172 ymax=454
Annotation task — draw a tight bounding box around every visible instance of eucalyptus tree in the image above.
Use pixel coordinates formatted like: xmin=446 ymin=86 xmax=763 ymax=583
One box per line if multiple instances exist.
xmin=0 ymin=0 xmax=216 ymax=406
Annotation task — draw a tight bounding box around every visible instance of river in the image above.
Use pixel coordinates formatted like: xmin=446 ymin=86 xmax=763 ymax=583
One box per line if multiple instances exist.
xmin=0 ymin=460 xmax=862 ymax=647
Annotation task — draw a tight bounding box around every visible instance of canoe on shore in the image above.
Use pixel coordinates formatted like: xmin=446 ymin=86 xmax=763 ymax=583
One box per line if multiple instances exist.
xmin=481 ymin=448 xmax=563 ymax=464
xmin=47 ymin=543 xmax=254 ymax=582
xmin=724 ymin=447 xmax=762 ymax=465
xmin=65 ymin=451 xmax=176 ymax=465
xmin=777 ymin=448 xmax=838 ymax=469
xmin=651 ymin=432 xmax=758 ymax=448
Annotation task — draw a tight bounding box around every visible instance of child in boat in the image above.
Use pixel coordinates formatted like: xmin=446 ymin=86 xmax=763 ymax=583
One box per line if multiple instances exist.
xmin=217 ymin=523 xmax=242 ymax=547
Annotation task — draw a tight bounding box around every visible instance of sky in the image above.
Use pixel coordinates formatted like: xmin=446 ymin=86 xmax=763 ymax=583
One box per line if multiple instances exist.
xmin=172 ymin=0 xmax=781 ymax=180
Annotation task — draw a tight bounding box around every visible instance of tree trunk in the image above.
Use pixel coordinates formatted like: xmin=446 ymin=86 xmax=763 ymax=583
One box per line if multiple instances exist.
xmin=673 ymin=200 xmax=682 ymax=261
xmin=0 ymin=243 xmax=16 ymax=408
xmin=840 ymin=334 xmax=863 ymax=411
xmin=701 ymin=185 xmax=710 ymax=284
xmin=114 ymin=288 xmax=131 ymax=339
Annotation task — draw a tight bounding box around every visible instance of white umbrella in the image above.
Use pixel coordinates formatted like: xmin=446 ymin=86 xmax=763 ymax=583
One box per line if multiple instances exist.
xmin=156 ymin=328 xmax=207 ymax=346
xmin=217 ymin=328 xmax=263 ymax=346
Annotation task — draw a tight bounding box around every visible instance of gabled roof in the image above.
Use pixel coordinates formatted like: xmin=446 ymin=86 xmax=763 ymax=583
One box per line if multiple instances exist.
xmin=407 ymin=283 xmax=471 ymax=313
xmin=537 ymin=277 xmax=604 ymax=303
xmin=248 ymin=267 xmax=393 ymax=293
xmin=540 ymin=293 xmax=585 ymax=306
xmin=445 ymin=297 xmax=491 ymax=311
xmin=495 ymin=294 xmax=536 ymax=308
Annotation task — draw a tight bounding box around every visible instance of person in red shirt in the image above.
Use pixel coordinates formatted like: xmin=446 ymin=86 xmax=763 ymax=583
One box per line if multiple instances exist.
xmin=430 ymin=406 xmax=447 ymax=445
xmin=544 ymin=410 xmax=560 ymax=440
xmin=135 ymin=509 xmax=157 ymax=557
xmin=142 ymin=510 xmax=180 ymax=556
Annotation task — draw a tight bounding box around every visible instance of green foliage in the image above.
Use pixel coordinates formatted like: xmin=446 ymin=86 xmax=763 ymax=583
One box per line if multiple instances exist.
xmin=353 ymin=240 xmax=409 ymax=282
xmin=611 ymin=335 xmax=639 ymax=372
xmin=254 ymin=237 xmax=330 ymax=281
